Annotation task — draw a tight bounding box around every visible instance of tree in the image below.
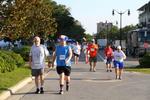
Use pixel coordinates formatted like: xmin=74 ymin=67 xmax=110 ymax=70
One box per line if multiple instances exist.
xmin=84 ymin=33 xmax=93 ymax=42
xmin=0 ymin=0 xmax=86 ymax=42
xmin=51 ymin=1 xmax=85 ymax=41
xmin=121 ymin=25 xmax=137 ymax=39
xmin=96 ymin=25 xmax=119 ymax=41
xmin=1 ymin=0 xmax=57 ymax=40
xmin=68 ymin=20 xmax=86 ymax=42
xmin=109 ymin=25 xmax=119 ymax=41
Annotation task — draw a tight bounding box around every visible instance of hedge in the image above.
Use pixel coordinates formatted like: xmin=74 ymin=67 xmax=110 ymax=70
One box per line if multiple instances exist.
xmin=12 ymin=46 xmax=31 ymax=61
xmin=0 ymin=50 xmax=25 ymax=73
xmin=139 ymin=52 xmax=150 ymax=68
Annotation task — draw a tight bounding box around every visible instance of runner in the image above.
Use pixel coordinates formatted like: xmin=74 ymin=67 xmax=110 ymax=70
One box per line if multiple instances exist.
xmin=52 ymin=35 xmax=72 ymax=94
xmin=104 ymin=44 xmax=113 ymax=72
xmin=29 ymin=36 xmax=51 ymax=94
xmin=113 ymin=46 xmax=126 ymax=80
xmin=82 ymin=42 xmax=89 ymax=64
xmin=87 ymin=39 xmax=98 ymax=72
xmin=73 ymin=41 xmax=81 ymax=64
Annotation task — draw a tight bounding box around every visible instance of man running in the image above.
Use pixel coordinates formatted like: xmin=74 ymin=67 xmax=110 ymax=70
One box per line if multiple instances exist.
xmin=113 ymin=46 xmax=126 ymax=80
xmin=73 ymin=41 xmax=81 ymax=64
xmin=87 ymin=39 xmax=98 ymax=72
xmin=29 ymin=36 xmax=51 ymax=94
xmin=52 ymin=35 xmax=72 ymax=94
xmin=104 ymin=44 xmax=113 ymax=72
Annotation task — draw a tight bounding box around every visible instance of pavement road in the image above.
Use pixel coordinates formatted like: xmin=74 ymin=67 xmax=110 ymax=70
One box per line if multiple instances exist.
xmin=6 ymin=51 xmax=150 ymax=100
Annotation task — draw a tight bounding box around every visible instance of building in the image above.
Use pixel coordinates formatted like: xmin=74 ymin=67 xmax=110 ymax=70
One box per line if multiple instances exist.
xmin=126 ymin=2 xmax=150 ymax=57
xmin=138 ymin=1 xmax=150 ymax=28
xmin=97 ymin=22 xmax=113 ymax=33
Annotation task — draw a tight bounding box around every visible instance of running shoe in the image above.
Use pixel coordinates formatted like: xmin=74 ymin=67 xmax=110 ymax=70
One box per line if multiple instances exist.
xmin=93 ymin=69 xmax=96 ymax=72
xmin=40 ymin=87 xmax=44 ymax=94
xmin=59 ymin=90 xmax=64 ymax=94
xmin=35 ymin=88 xmax=40 ymax=94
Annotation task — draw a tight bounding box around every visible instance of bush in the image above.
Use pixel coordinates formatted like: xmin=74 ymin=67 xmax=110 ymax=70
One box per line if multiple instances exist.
xmin=1 ymin=50 xmax=25 ymax=67
xmin=0 ymin=57 xmax=6 ymax=73
xmin=0 ymin=51 xmax=17 ymax=73
xmin=13 ymin=46 xmax=31 ymax=61
xmin=139 ymin=52 xmax=150 ymax=68
xmin=0 ymin=50 xmax=25 ymax=73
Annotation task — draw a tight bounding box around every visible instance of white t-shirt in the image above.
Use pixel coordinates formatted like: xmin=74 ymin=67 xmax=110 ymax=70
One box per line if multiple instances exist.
xmin=29 ymin=45 xmax=49 ymax=69
xmin=113 ymin=50 xmax=126 ymax=62
xmin=83 ymin=45 xmax=88 ymax=54
xmin=73 ymin=44 xmax=81 ymax=55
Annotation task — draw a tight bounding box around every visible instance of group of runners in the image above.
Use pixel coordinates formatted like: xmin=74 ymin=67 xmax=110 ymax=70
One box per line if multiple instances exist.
xmin=29 ymin=35 xmax=126 ymax=95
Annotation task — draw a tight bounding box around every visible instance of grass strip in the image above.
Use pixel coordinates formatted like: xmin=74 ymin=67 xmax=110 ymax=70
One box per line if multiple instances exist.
xmin=125 ymin=67 xmax=150 ymax=74
xmin=0 ymin=66 xmax=30 ymax=93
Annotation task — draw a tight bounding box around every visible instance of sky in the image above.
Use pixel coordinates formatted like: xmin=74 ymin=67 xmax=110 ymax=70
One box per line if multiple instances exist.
xmin=53 ymin=0 xmax=150 ymax=34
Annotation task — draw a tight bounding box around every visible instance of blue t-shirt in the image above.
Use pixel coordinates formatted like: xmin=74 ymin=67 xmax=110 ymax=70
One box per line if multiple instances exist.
xmin=55 ymin=45 xmax=71 ymax=67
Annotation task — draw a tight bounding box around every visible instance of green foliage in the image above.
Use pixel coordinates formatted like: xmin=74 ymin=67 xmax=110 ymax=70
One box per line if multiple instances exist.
xmin=96 ymin=24 xmax=137 ymax=41
xmin=1 ymin=50 xmax=25 ymax=67
xmin=0 ymin=50 xmax=25 ymax=73
xmin=139 ymin=52 xmax=150 ymax=68
xmin=122 ymin=25 xmax=137 ymax=39
xmin=0 ymin=0 xmax=86 ymax=42
xmin=1 ymin=0 xmax=57 ymax=40
xmin=13 ymin=46 xmax=30 ymax=61
xmin=84 ymin=34 xmax=93 ymax=42
xmin=0 ymin=51 xmax=17 ymax=73
xmin=96 ymin=25 xmax=119 ymax=39
xmin=0 ymin=57 xmax=6 ymax=73
xmin=125 ymin=68 xmax=150 ymax=74
xmin=51 ymin=2 xmax=85 ymax=40
xmin=0 ymin=66 xmax=30 ymax=93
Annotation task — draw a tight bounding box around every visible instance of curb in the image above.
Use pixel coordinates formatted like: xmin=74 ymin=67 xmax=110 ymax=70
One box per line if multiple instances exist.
xmin=0 ymin=77 xmax=32 ymax=100
xmin=0 ymin=68 xmax=52 ymax=100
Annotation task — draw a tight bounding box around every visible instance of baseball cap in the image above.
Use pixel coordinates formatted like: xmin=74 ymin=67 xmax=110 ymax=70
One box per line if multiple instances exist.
xmin=117 ymin=45 xmax=121 ymax=50
xmin=58 ymin=35 xmax=68 ymax=42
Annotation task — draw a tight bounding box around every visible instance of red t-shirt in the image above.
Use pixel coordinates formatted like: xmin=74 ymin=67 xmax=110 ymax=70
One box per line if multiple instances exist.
xmin=87 ymin=44 xmax=98 ymax=57
xmin=104 ymin=47 xmax=113 ymax=58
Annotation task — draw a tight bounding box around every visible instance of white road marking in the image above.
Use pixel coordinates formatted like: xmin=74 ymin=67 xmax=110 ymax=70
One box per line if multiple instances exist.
xmin=83 ymin=79 xmax=122 ymax=83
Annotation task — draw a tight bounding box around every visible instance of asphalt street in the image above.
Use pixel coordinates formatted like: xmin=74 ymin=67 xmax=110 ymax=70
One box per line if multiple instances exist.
xmin=6 ymin=52 xmax=150 ymax=100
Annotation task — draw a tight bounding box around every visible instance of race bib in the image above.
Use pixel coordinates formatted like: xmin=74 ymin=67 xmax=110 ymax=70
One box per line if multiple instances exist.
xmin=90 ymin=48 xmax=95 ymax=51
xmin=59 ymin=55 xmax=65 ymax=60
xmin=116 ymin=56 xmax=122 ymax=61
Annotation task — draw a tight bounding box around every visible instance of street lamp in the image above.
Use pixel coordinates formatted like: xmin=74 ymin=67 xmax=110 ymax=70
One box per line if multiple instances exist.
xmin=112 ymin=9 xmax=130 ymax=47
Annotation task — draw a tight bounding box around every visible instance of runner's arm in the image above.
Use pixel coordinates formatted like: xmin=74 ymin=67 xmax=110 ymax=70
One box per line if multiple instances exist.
xmin=66 ymin=47 xmax=72 ymax=64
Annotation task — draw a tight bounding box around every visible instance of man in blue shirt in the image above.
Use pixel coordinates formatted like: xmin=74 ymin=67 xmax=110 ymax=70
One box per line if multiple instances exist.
xmin=52 ymin=35 xmax=72 ymax=94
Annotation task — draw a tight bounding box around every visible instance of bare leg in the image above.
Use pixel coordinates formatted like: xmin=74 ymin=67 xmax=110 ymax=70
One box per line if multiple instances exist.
xmin=115 ymin=68 xmax=119 ymax=79
xmin=89 ymin=62 xmax=92 ymax=71
xmin=74 ymin=56 xmax=77 ymax=64
xmin=93 ymin=62 xmax=96 ymax=72
xmin=35 ymin=76 xmax=40 ymax=93
xmin=40 ymin=75 xmax=44 ymax=87
xmin=109 ymin=63 xmax=112 ymax=72
xmin=58 ymin=73 xmax=65 ymax=94
xmin=39 ymin=74 xmax=44 ymax=93
xmin=65 ymin=76 xmax=70 ymax=91
xmin=76 ymin=57 xmax=79 ymax=64
xmin=35 ymin=76 xmax=40 ymax=89
xmin=119 ymin=69 xmax=123 ymax=79
xmin=106 ymin=64 xmax=109 ymax=72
